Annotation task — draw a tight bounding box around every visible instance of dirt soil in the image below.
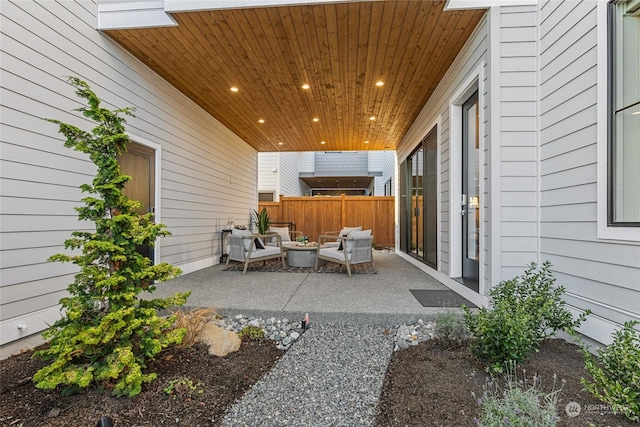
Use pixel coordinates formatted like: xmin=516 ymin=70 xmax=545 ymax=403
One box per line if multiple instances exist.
xmin=0 ymin=339 xmax=281 ymax=427
xmin=1 ymin=337 xmax=637 ymax=427
xmin=376 ymin=339 xmax=637 ymax=427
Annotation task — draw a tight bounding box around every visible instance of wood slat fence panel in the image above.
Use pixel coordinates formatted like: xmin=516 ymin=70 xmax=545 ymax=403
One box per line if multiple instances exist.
xmin=259 ymin=195 xmax=395 ymax=247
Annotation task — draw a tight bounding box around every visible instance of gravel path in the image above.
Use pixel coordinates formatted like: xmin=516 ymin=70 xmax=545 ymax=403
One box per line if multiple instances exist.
xmin=222 ymin=322 xmax=394 ymax=426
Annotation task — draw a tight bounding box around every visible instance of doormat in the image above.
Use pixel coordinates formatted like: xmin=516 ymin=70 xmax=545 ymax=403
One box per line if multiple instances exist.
xmin=409 ymin=289 xmax=477 ymax=308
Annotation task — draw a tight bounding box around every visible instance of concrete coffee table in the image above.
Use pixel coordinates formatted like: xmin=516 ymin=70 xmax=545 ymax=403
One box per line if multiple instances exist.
xmin=285 ymin=244 xmax=325 ymax=268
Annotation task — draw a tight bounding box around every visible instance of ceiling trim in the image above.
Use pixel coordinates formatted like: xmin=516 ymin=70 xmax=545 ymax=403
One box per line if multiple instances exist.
xmin=97 ymin=0 xmax=176 ymax=30
xmin=97 ymin=0 xmax=379 ymax=30
xmin=445 ymin=0 xmax=537 ymax=10
xmin=165 ymin=0 xmax=376 ymax=13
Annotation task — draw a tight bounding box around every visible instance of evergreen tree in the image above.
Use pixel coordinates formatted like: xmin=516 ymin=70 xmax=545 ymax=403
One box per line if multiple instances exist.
xmin=33 ymin=77 xmax=189 ymax=397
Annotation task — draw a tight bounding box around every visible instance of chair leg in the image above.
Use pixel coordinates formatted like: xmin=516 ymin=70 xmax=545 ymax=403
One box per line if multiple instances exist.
xmin=281 ymin=254 xmax=286 ymax=269
xmin=370 ymin=257 xmax=376 ymax=273
xmin=225 ymin=256 xmax=230 ymax=268
xmin=243 ymin=260 xmax=249 ymax=275
xmin=346 ymin=262 xmax=352 ymax=278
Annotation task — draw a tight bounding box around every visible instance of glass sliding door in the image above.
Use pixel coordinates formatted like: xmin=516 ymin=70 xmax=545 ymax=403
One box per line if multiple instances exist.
xmin=402 ymin=126 xmax=437 ymax=269
xmin=423 ymin=129 xmax=437 ymax=268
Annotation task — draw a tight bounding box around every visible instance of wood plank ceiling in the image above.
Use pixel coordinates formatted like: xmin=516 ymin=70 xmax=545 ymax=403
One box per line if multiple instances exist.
xmin=104 ymin=1 xmax=484 ymax=152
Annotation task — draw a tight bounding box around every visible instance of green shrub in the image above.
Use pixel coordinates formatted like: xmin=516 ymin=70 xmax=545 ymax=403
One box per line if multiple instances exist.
xmin=473 ymin=365 xmax=563 ymax=426
xmin=580 ymin=321 xmax=640 ymax=422
xmin=433 ymin=311 xmax=470 ymax=346
xmin=463 ymin=261 xmax=588 ymax=373
xmin=238 ymin=325 xmax=265 ymax=341
xmin=32 ymin=77 xmax=189 ymax=397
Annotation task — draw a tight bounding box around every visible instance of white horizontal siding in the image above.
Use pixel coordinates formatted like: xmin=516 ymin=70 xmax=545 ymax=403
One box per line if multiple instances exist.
xmin=539 ymin=0 xmax=640 ymax=338
xmin=279 ymin=152 xmax=302 ymax=197
xmin=0 ymin=0 xmax=257 ymax=344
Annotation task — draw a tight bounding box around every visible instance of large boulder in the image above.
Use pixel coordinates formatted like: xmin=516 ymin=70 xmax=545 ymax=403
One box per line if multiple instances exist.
xmin=198 ymin=322 xmax=241 ymax=357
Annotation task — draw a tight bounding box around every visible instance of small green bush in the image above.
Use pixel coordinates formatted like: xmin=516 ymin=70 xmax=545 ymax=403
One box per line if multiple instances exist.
xmin=238 ymin=325 xmax=265 ymax=341
xmin=464 ymin=261 xmax=588 ymax=373
xmin=580 ymin=321 xmax=640 ymax=422
xmin=473 ymin=366 xmax=563 ymax=426
xmin=433 ymin=311 xmax=470 ymax=346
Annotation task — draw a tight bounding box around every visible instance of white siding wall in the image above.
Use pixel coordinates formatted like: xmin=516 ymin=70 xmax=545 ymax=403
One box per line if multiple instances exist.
xmin=279 ymin=152 xmax=303 ymax=197
xmin=496 ymin=4 xmax=540 ymax=280
xmin=539 ymin=0 xmax=640 ymax=343
xmin=368 ymin=151 xmax=394 ymax=196
xmin=382 ymin=150 xmax=396 ymax=196
xmin=0 ymin=0 xmax=257 ymax=344
xmin=297 ymin=152 xmax=315 ymax=173
xmin=258 ymin=152 xmax=279 ymax=199
xmin=397 ymin=15 xmax=489 ymax=285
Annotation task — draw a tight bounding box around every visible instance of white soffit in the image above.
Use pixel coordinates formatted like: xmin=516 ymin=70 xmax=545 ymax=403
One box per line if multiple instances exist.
xmin=445 ymin=0 xmax=537 ymax=10
xmin=164 ymin=0 xmax=371 ymax=12
xmin=97 ymin=0 xmax=377 ymax=29
xmin=97 ymin=0 xmax=177 ymax=30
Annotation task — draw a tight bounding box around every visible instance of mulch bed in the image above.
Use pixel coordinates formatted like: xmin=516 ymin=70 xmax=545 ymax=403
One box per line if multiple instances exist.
xmin=0 ymin=339 xmax=282 ymax=427
xmin=375 ymin=339 xmax=637 ymax=427
xmin=2 ymin=337 xmax=637 ymax=426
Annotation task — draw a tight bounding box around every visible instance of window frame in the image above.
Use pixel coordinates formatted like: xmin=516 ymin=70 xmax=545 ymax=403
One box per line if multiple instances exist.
xmin=608 ymin=0 xmax=640 ymax=227
xmin=597 ymin=0 xmax=640 ymax=240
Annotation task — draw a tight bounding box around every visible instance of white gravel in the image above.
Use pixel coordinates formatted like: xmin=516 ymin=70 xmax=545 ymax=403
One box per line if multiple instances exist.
xmin=221 ymin=322 xmax=394 ymax=426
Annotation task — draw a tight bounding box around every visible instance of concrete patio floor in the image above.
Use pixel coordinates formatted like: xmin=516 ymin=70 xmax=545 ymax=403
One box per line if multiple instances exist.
xmin=150 ymin=251 xmax=460 ymax=326
xmin=0 ymin=251 xmax=462 ymax=359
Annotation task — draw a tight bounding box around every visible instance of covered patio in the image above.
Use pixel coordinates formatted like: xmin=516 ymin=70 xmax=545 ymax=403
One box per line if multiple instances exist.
xmin=150 ymin=251 xmax=473 ymax=324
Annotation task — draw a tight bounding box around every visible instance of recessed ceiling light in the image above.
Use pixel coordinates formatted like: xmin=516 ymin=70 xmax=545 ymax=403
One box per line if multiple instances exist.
xmin=230 ymin=86 xmax=239 ymax=92
xmin=312 ymin=117 xmax=320 ymax=122
xmin=278 ymin=142 xmax=284 ymax=145
xmin=301 ymin=84 xmax=310 ymax=90
xmin=375 ymin=81 xmax=384 ymax=87
xmin=320 ymin=141 xmax=326 ymax=145
xmin=633 ymin=111 xmax=640 ymax=115
xmin=364 ymin=140 xmax=369 ymax=144
xmin=369 ymin=116 xmax=376 ymax=121
xmin=258 ymin=119 xmax=265 ymax=123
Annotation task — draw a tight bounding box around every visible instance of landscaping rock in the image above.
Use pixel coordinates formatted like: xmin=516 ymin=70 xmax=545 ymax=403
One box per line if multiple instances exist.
xmin=198 ymin=322 xmax=241 ymax=356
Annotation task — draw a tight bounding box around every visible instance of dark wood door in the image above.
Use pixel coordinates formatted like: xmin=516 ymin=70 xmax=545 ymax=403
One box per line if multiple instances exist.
xmin=119 ymin=142 xmax=155 ymax=261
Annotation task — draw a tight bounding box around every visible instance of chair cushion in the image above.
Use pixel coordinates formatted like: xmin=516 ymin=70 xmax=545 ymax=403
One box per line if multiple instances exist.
xmin=232 ymin=228 xmax=252 ymax=251
xmin=248 ymin=246 xmax=282 ymax=259
xmin=269 ymin=226 xmax=291 ymax=242
xmin=319 ymin=247 xmax=351 ymax=262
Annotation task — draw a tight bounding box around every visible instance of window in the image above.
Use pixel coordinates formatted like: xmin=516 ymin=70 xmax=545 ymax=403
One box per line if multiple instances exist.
xmin=609 ymin=0 xmax=640 ymax=225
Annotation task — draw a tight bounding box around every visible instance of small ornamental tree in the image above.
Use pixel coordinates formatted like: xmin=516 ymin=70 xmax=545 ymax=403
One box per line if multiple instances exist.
xmin=33 ymin=77 xmax=189 ymax=397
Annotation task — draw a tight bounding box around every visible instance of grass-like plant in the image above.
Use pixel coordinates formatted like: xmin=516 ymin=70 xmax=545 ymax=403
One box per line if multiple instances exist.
xmin=171 ymin=307 xmax=219 ymax=347
xmin=252 ymin=207 xmax=271 ymax=235
xmin=463 ymin=261 xmax=589 ymax=373
xmin=579 ymin=321 xmax=640 ymax=422
xmin=32 ymin=77 xmax=189 ymax=397
xmin=473 ymin=364 xmax=563 ymax=426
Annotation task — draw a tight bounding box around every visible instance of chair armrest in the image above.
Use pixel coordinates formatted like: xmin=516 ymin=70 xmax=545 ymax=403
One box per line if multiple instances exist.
xmin=258 ymin=233 xmax=283 ymax=250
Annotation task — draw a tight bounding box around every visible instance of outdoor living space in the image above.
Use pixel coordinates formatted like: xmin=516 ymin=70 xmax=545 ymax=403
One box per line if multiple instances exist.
xmin=152 ymin=251 xmax=462 ymax=321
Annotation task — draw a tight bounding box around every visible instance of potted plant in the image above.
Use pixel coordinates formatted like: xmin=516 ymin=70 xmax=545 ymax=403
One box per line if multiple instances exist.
xmin=252 ymin=207 xmax=271 ymax=235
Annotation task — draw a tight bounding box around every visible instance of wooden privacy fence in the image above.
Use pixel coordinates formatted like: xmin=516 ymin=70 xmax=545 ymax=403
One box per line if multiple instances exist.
xmin=259 ymin=195 xmax=395 ymax=248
